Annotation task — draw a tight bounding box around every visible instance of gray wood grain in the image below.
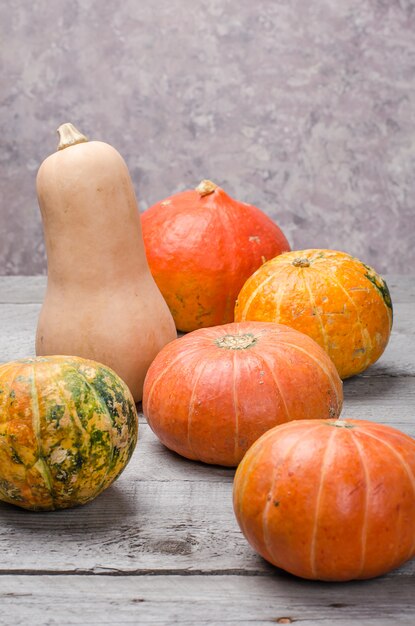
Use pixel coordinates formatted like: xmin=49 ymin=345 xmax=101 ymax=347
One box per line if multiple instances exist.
xmin=342 ymin=377 xmax=415 ymax=430
xmin=0 ymin=283 xmax=414 ymax=376
xmin=0 ymin=573 xmax=414 ymax=626
xmin=0 ymin=276 xmax=46 ymax=303
xmin=0 ymin=303 xmax=38 ymax=362
xmin=0 ymin=275 xmax=414 ymax=626
xmin=383 ymin=275 xmax=415 ymax=304
xmin=0 ymin=414 xmax=414 ymax=576
xmin=0 ymin=475 xmax=249 ymax=574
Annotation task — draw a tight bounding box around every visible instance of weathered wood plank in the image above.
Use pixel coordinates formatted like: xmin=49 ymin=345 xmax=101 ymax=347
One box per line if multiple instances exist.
xmin=362 ymin=303 xmax=415 ymax=377
xmin=0 ymin=276 xmax=46 ymax=304
xmin=342 ymin=377 xmax=415 ymax=430
xmin=0 ymin=303 xmax=39 ymax=362
xmin=132 ymin=423 xmax=235 ymax=481
xmin=0 ymin=478 xmax=257 ymax=573
xmin=0 ymin=419 xmax=414 ymax=575
xmin=0 ymin=301 xmax=414 ymax=376
xmin=1 ymin=299 xmax=413 ymax=430
xmin=383 ymin=275 xmax=415 ymax=304
xmin=0 ymin=275 xmax=414 ymax=590
xmin=0 ymin=379 xmax=412 ymax=491
xmin=0 ymin=573 xmax=414 ymax=626
xmin=0 ymin=274 xmax=413 ymax=304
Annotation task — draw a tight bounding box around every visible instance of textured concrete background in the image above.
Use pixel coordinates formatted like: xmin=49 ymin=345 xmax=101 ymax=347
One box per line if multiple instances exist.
xmin=1 ymin=0 xmax=414 ymax=275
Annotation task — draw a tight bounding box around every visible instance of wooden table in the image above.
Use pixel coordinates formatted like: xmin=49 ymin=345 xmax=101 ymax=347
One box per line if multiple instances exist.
xmin=0 ymin=276 xmax=414 ymax=626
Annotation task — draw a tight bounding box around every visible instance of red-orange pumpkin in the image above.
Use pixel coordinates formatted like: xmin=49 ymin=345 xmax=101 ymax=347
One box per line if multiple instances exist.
xmin=143 ymin=322 xmax=343 ymax=466
xmin=141 ymin=180 xmax=290 ymax=331
xmin=233 ymin=418 xmax=415 ymax=581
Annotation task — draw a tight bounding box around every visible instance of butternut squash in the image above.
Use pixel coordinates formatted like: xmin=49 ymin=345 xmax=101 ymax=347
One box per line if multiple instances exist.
xmin=35 ymin=123 xmax=176 ymax=402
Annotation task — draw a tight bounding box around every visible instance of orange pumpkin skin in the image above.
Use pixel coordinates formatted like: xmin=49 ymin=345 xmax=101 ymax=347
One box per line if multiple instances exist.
xmin=235 ymin=249 xmax=393 ymax=379
xmin=141 ymin=181 xmax=290 ymax=331
xmin=233 ymin=418 xmax=415 ymax=581
xmin=143 ymin=322 xmax=343 ymax=467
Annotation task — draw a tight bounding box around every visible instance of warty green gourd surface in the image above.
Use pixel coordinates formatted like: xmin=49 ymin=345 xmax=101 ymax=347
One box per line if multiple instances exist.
xmin=0 ymin=356 xmax=138 ymax=511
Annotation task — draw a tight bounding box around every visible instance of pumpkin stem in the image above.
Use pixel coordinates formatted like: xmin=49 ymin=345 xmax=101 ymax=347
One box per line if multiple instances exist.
xmin=215 ymin=333 xmax=257 ymax=350
xmin=196 ymin=180 xmax=218 ymax=196
xmin=292 ymin=257 xmax=310 ymax=268
xmin=57 ymin=123 xmax=88 ymax=151
xmin=326 ymin=420 xmax=355 ymax=429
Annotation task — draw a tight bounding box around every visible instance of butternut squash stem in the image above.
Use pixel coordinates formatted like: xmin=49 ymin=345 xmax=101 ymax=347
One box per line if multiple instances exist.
xmin=57 ymin=123 xmax=88 ymax=151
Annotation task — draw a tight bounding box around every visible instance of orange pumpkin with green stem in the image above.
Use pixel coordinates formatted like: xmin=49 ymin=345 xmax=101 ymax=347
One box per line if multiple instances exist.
xmin=233 ymin=418 xmax=415 ymax=581
xmin=235 ymin=249 xmax=392 ymax=378
xmin=141 ymin=180 xmax=290 ymax=331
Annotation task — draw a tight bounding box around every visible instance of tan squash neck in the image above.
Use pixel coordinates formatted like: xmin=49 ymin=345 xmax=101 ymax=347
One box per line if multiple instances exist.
xmin=57 ymin=123 xmax=88 ymax=151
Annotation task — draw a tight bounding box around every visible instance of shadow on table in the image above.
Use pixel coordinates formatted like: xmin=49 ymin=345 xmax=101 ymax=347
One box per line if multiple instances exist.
xmin=149 ymin=436 xmax=236 ymax=478
xmin=0 ymin=480 xmax=137 ymax=523
xmin=246 ymin=551 xmax=415 ymax=622
xmin=257 ymin=562 xmax=414 ymax=623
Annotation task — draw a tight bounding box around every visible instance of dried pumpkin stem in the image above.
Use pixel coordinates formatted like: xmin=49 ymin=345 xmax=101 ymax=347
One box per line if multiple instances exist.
xmin=57 ymin=123 xmax=88 ymax=151
xmin=292 ymin=258 xmax=310 ymax=268
xmin=326 ymin=420 xmax=355 ymax=429
xmin=215 ymin=333 xmax=257 ymax=350
xmin=196 ymin=179 xmax=218 ymax=196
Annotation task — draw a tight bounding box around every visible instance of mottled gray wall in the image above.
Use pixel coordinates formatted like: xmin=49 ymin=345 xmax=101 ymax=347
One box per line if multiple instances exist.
xmin=1 ymin=0 xmax=415 ymax=275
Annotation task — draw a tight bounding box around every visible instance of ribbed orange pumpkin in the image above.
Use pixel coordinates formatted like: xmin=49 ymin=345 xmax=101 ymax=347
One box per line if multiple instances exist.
xmin=0 ymin=356 xmax=138 ymax=511
xmin=235 ymin=249 xmax=393 ymax=378
xmin=141 ymin=180 xmax=290 ymax=331
xmin=233 ymin=418 xmax=415 ymax=581
xmin=143 ymin=322 xmax=343 ymax=466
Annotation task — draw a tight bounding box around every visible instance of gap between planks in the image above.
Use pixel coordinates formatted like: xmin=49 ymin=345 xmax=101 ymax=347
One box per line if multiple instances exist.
xmin=0 ymin=568 xmax=272 ymax=577
xmin=0 ymin=566 xmax=412 ymax=578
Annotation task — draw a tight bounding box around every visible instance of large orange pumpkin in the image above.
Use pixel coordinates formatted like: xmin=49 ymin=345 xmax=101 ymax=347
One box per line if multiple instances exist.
xmin=143 ymin=322 xmax=343 ymax=466
xmin=233 ymin=418 xmax=415 ymax=581
xmin=235 ymin=249 xmax=393 ymax=378
xmin=141 ymin=180 xmax=290 ymax=331
xmin=0 ymin=356 xmax=138 ymax=511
